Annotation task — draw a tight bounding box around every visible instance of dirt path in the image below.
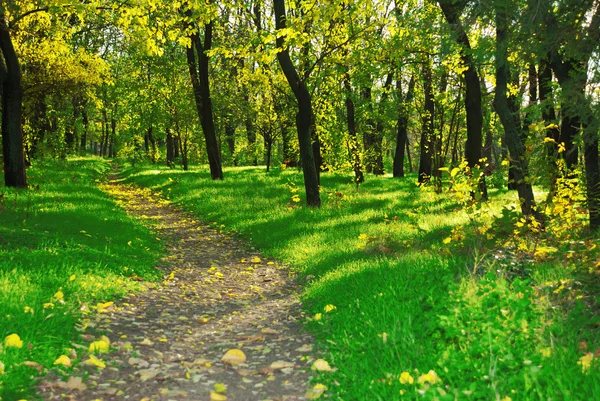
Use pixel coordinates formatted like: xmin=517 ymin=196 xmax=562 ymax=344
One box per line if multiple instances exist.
xmin=40 ymin=180 xmax=314 ymax=401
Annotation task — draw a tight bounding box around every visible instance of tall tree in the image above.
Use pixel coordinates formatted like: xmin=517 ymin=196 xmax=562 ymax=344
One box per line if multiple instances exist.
xmin=273 ymin=0 xmax=320 ymax=207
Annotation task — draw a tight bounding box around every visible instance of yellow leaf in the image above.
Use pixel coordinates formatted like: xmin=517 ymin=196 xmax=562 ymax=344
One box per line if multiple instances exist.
xmin=213 ymin=383 xmax=227 ymax=393
xmin=312 ymin=359 xmax=332 ymax=372
xmin=251 ymin=257 xmax=261 ymax=263
xmin=443 ymin=237 xmax=452 ymax=244
xmin=96 ymin=302 xmax=114 ymax=313
xmin=579 ymin=353 xmax=594 ymax=373
xmin=221 ymin=349 xmax=246 ymax=366
xmin=358 ymin=233 xmax=368 ymax=240
xmin=84 ymin=355 xmax=106 ymax=369
xmin=324 ymin=304 xmax=336 ymax=313
xmin=4 ymin=333 xmax=23 ymax=348
xmin=305 ymin=383 xmax=327 ymax=399
xmin=399 ymin=371 xmax=414 ymax=384
xmin=417 ymin=370 xmax=441 ymax=385
xmin=53 ymin=355 xmax=72 ymax=367
xmin=314 ymin=313 xmax=322 ymax=321
xmin=0 ymin=361 xmax=4 ymax=374
xmin=69 ymin=274 xmax=76 ymax=281
xmin=210 ymin=392 xmax=227 ymax=401
xmin=54 ymin=290 xmax=64 ymax=301
xmin=450 ymin=167 xmax=460 ymax=178
xmin=89 ymin=340 xmax=110 ymax=353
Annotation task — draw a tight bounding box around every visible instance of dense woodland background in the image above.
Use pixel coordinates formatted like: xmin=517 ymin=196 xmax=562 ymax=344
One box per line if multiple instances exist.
xmin=0 ymin=0 xmax=599 ymax=220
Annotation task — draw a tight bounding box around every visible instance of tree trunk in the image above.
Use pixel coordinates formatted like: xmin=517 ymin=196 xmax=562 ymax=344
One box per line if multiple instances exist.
xmin=538 ymin=58 xmax=560 ymax=196
xmin=393 ymin=75 xmax=415 ymax=178
xmin=274 ymin=0 xmax=320 ymax=207
xmin=493 ymin=0 xmax=542 ymax=223
xmin=439 ymin=0 xmax=486 ymax=199
xmin=419 ymin=60 xmax=434 ymax=184
xmin=166 ymin=128 xmax=175 ymax=167
xmin=185 ymin=14 xmax=223 ymax=180
xmin=0 ymin=17 xmax=27 ymax=187
xmin=583 ymin=117 xmax=600 ymax=229
xmin=344 ymin=71 xmax=364 ymax=185
xmin=225 ymin=123 xmax=237 ymax=166
xmin=80 ymin=107 xmax=88 ymax=153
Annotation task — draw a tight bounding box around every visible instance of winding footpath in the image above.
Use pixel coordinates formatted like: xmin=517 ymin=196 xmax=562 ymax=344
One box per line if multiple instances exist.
xmin=40 ymin=176 xmax=314 ymax=401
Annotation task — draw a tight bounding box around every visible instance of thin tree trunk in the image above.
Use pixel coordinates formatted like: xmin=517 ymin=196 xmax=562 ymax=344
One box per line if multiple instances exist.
xmin=419 ymin=59 xmax=434 ymax=184
xmin=344 ymin=70 xmax=364 ymax=184
xmin=393 ymin=75 xmax=415 ymax=178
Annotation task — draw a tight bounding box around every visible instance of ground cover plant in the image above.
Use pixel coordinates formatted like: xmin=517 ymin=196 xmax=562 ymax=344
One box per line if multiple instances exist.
xmin=0 ymin=158 xmax=162 ymax=400
xmin=126 ymin=163 xmax=600 ymax=400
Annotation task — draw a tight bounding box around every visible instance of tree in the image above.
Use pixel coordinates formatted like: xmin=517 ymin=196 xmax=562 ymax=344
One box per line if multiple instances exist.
xmin=273 ymin=0 xmax=320 ymax=207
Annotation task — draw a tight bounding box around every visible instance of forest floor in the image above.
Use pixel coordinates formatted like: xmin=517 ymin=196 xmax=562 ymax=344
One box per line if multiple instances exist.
xmin=39 ymin=169 xmax=314 ymax=401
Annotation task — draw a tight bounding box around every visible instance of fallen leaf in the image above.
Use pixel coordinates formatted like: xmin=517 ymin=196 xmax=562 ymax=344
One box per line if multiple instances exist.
xmin=84 ymin=355 xmax=106 ymax=369
xmin=89 ymin=340 xmax=110 ymax=353
xmin=137 ymin=368 xmax=160 ymax=381
xmin=140 ymin=338 xmax=154 ymax=345
xmin=295 ymin=344 xmax=312 ymax=352
xmin=23 ymin=361 xmax=43 ymax=372
xmin=214 ymin=383 xmax=227 ymax=393
xmin=312 ymin=359 xmax=332 ymax=372
xmin=128 ymin=357 xmax=149 ymax=368
xmin=53 ymin=355 xmax=72 ymax=367
xmin=270 ymin=361 xmax=295 ymax=370
xmin=251 ymin=257 xmax=261 ymax=263
xmin=221 ymin=349 xmax=246 ymax=366
xmin=57 ymin=376 xmax=87 ymax=391
xmin=210 ymin=392 xmax=227 ymax=401
xmin=305 ymin=383 xmax=327 ymax=399
xmin=4 ymin=333 xmax=23 ymax=348
xmin=261 ymin=328 xmax=279 ymax=335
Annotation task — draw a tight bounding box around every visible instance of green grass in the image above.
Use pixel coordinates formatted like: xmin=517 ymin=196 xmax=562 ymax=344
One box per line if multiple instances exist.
xmin=0 ymin=158 xmax=162 ymax=400
xmin=125 ymin=163 xmax=600 ymax=400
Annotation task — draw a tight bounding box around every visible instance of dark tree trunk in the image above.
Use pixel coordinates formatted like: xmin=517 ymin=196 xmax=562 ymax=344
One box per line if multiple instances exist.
xmin=110 ymin=118 xmax=116 ymax=158
xmin=0 ymin=18 xmax=27 ymax=187
xmin=393 ymin=75 xmax=415 ymax=178
xmin=583 ymin=117 xmax=600 ymax=229
xmin=372 ymin=73 xmax=394 ymax=176
xmin=539 ymin=58 xmax=559 ymax=167
xmin=80 ymin=107 xmax=88 ymax=153
xmin=344 ymin=72 xmax=364 ymax=184
xmin=274 ymin=0 xmax=320 ymax=207
xmin=493 ymin=0 xmax=542 ymax=223
xmin=266 ymin=139 xmax=273 ymax=173
xmin=439 ymin=0 xmax=486 ymax=199
xmin=419 ymin=60 xmax=434 ymax=184
xmin=174 ymin=136 xmax=180 ymax=158
xmin=166 ymin=129 xmax=175 ymax=167
xmin=146 ymin=125 xmax=156 ymax=163
xmin=225 ymin=123 xmax=237 ymax=166
xmin=185 ymin=13 xmax=223 ymax=180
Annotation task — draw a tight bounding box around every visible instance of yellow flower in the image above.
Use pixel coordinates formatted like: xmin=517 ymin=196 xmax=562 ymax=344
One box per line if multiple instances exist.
xmin=4 ymin=333 xmax=23 ymax=348
xmin=314 ymin=313 xmax=322 ymax=321
xmin=324 ymin=304 xmax=336 ymax=313
xmin=399 ymin=371 xmax=414 ymax=385
xmin=358 ymin=234 xmax=368 ymax=240
xmin=69 ymin=274 xmax=76 ymax=281
xmin=43 ymin=302 xmax=54 ymax=309
xmin=539 ymin=348 xmax=552 ymax=358
xmin=417 ymin=370 xmax=441 ymax=385
xmin=24 ymin=306 xmax=34 ymax=314
xmin=579 ymin=353 xmax=594 ymax=373
xmin=54 ymin=290 xmax=64 ymax=301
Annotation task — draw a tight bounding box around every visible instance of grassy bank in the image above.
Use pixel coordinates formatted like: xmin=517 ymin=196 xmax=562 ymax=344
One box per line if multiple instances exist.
xmin=125 ymin=163 xmax=599 ymax=400
xmin=0 ymin=158 xmax=162 ymax=400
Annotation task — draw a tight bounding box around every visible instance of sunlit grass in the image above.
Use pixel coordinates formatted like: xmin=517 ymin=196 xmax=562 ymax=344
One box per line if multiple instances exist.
xmin=0 ymin=158 xmax=162 ymax=400
xmin=125 ymin=162 xmax=599 ymax=400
